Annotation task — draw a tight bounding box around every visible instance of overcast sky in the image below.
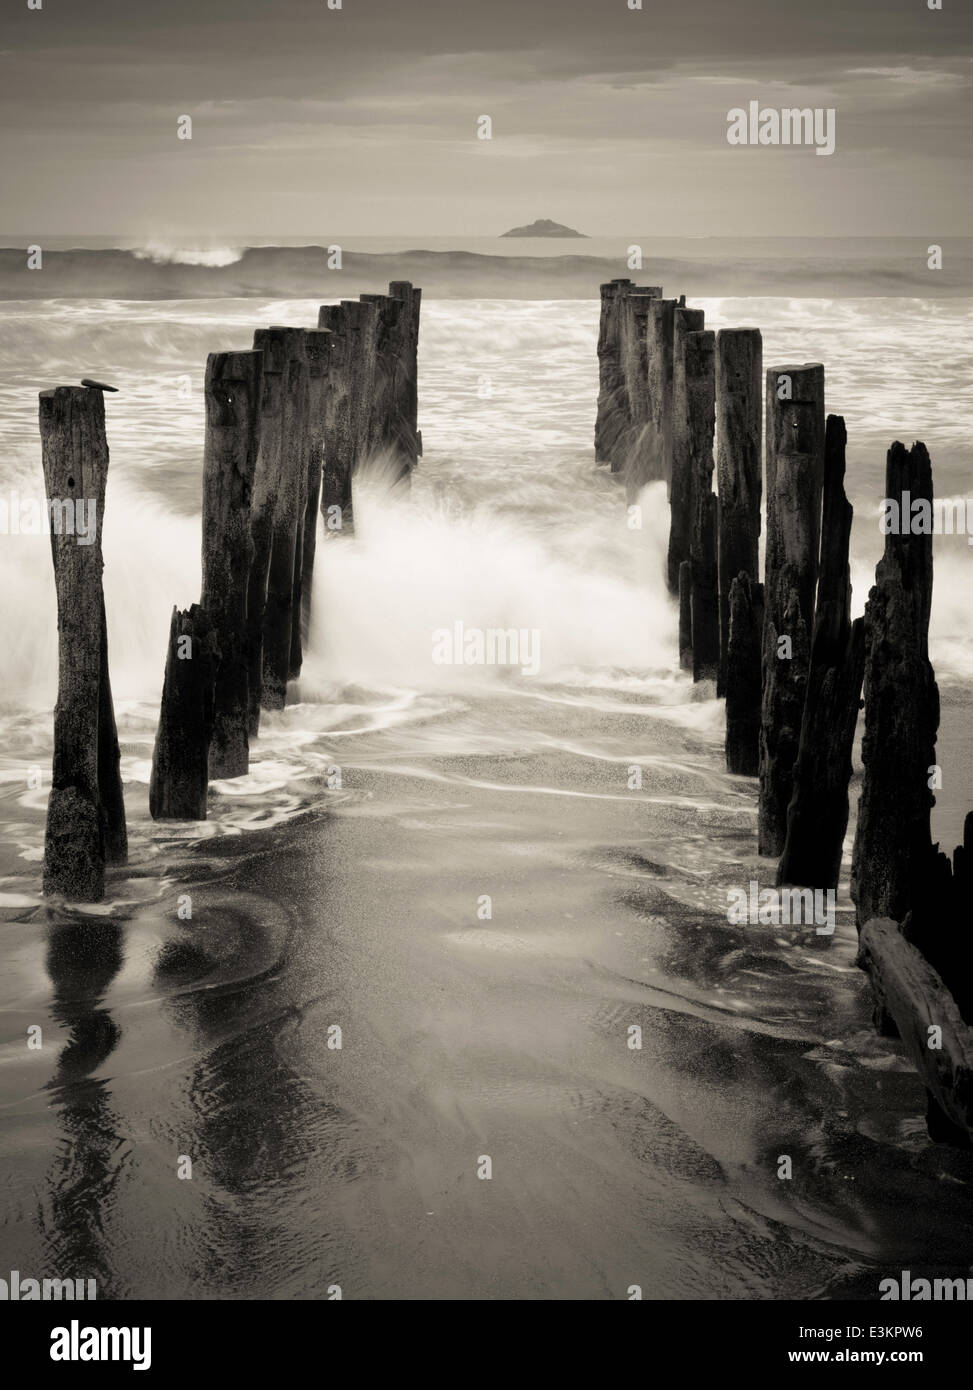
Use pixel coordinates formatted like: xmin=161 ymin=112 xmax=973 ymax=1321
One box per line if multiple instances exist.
xmin=3 ymin=0 xmax=970 ymax=238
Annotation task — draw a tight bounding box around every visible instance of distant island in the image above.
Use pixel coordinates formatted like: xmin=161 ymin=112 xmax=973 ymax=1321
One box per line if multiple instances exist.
xmin=500 ymin=219 xmax=586 ymax=238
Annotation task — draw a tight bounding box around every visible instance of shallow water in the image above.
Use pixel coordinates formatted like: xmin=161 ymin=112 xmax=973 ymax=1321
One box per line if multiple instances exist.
xmin=1 ymin=297 xmax=972 ymax=1299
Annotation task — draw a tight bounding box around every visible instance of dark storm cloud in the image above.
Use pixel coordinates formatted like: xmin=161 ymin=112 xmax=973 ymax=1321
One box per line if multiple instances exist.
xmin=2 ymin=0 xmax=970 ymax=235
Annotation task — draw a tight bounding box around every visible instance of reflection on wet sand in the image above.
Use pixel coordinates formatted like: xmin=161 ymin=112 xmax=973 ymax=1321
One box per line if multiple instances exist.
xmin=39 ymin=918 xmax=125 ymax=1294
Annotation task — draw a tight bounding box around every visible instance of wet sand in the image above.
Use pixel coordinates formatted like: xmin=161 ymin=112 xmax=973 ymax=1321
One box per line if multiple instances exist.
xmin=3 ymin=688 xmax=973 ymax=1300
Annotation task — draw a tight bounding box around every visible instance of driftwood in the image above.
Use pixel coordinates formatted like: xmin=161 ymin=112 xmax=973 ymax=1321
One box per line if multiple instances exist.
xmin=39 ymin=385 xmax=126 ymax=901
xmin=715 ymin=329 xmax=762 ymax=696
xmin=851 ymin=440 xmax=938 ymax=926
xmin=149 ymin=605 xmax=219 ymax=820
xmin=201 ymin=350 xmax=262 ymax=778
xmin=758 ymin=363 xmax=825 ymax=855
xmin=859 ymin=916 xmax=973 ymax=1144
xmin=778 ymin=415 xmax=864 ymax=890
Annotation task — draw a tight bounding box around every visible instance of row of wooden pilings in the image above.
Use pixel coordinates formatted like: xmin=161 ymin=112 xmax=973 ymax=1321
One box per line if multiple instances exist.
xmin=38 ymin=281 xmax=421 ymax=901
xmin=597 ymin=278 xmax=973 ymax=1144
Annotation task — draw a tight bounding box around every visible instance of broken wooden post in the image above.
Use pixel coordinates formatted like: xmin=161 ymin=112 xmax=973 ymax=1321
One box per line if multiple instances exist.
xmin=262 ymin=329 xmax=309 ymax=710
xmin=201 ymin=349 xmax=262 ymax=779
xmin=778 ymin=415 xmax=865 ymax=890
xmin=851 ymin=440 xmax=938 ymax=927
xmin=667 ymin=306 xmax=706 ymax=595
xmin=149 ymin=605 xmax=219 ymax=820
xmin=685 ymin=329 xmax=719 ymax=682
xmin=758 ymin=363 xmax=825 ymax=856
xmin=715 ymin=328 xmax=762 ymax=696
xmin=39 ymin=385 xmax=126 ymax=900
xmin=725 ymin=573 xmax=764 ymax=775
xmin=247 ymin=327 xmax=287 ymax=736
xmin=297 ymin=329 xmax=332 ymax=659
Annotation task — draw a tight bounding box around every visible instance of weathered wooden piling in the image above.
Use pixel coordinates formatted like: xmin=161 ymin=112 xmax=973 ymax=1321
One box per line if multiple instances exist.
xmin=666 ymin=307 xmax=706 ymax=595
xmin=595 ymin=280 xmax=634 ymax=465
xmin=625 ymin=296 xmax=676 ymax=497
xmin=693 ymin=493 xmax=720 ymax=684
xmin=97 ymin=593 xmax=128 ymax=865
xmin=247 ymin=328 xmax=287 ymax=736
xmin=39 ymin=386 xmax=127 ymax=900
xmin=149 ymin=605 xmax=219 ymax=820
xmin=261 ymin=329 xmax=309 ymax=710
xmin=778 ymin=416 xmax=865 ymax=890
xmin=758 ymin=363 xmax=825 ymax=856
xmin=201 ymin=349 xmax=262 ymax=778
xmin=594 ymin=282 xmax=662 ymax=477
xmin=296 ymin=330 xmax=332 ymax=660
xmin=316 ymin=299 xmax=380 ymax=531
xmin=725 ymin=573 xmax=764 ymax=774
xmin=388 ymin=281 xmax=422 ymax=473
xmin=678 ymin=561 xmax=693 ymax=672
xmin=851 ymin=441 xmax=937 ymax=927
xmin=715 ymin=329 xmax=762 ymax=696
xmin=685 ymin=329 xmax=719 ymax=682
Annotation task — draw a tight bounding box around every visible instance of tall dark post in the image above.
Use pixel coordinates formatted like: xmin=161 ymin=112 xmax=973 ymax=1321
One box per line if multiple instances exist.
xmin=297 ymin=329 xmax=332 ymax=657
xmin=599 ymin=284 xmax=662 ymax=478
xmin=851 ymin=441 xmax=938 ymax=927
xmin=625 ymin=296 xmax=676 ymax=497
xmin=316 ymin=299 xmax=380 ymax=532
xmin=388 ymin=280 xmax=422 ymax=474
xmin=758 ymin=363 xmax=825 ymax=856
xmin=716 ymin=329 xmax=762 ymax=696
xmin=248 ymin=327 xmax=287 ymax=736
xmin=667 ymin=306 xmax=706 ymax=595
xmin=678 ymin=561 xmax=693 ymax=672
xmin=149 ymin=605 xmax=219 ymax=821
xmin=39 ymin=386 xmax=127 ymax=900
xmin=201 ymin=350 xmax=262 ymax=778
xmin=262 ymin=328 xmax=309 ymax=710
xmin=595 ymin=279 xmax=634 ymax=466
xmin=685 ymin=329 xmax=719 ymax=681
xmin=725 ymin=574 xmax=764 ymax=774
xmin=779 ymin=416 xmax=865 ymax=890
